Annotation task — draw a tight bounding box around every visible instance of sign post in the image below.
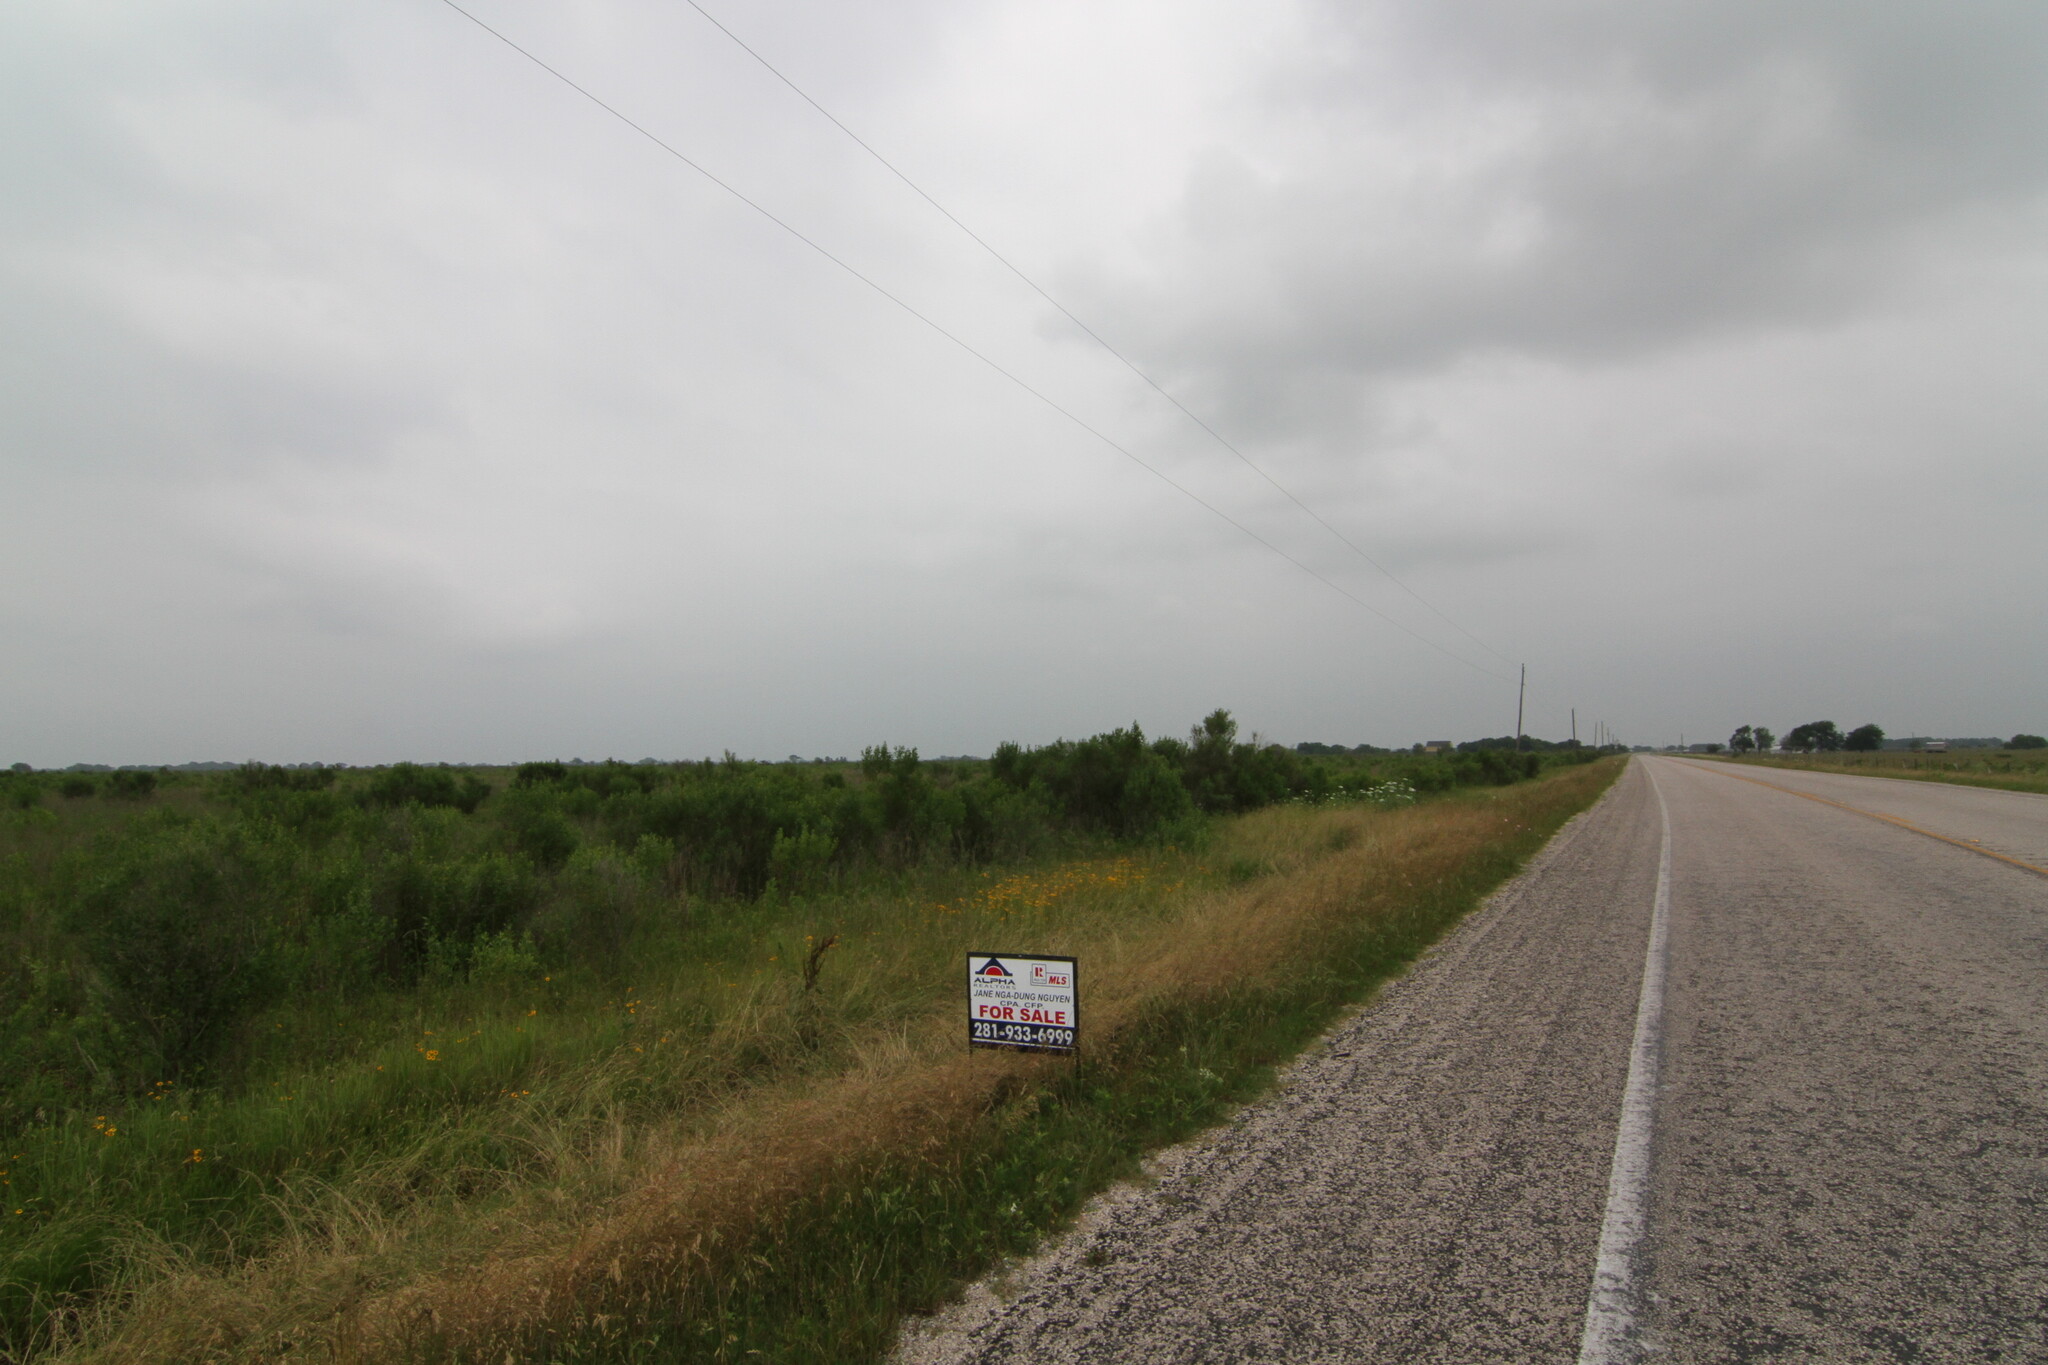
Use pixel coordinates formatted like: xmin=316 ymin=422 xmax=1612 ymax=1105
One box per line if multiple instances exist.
xmin=966 ymin=953 xmax=1078 ymax=1054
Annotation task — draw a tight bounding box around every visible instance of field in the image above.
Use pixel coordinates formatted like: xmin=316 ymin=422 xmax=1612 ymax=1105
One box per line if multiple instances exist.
xmin=1 ymin=728 xmax=1618 ymax=1363
xmin=1721 ymin=747 xmax=2048 ymax=795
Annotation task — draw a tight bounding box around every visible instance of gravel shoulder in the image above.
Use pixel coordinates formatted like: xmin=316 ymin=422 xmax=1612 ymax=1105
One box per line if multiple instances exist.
xmin=894 ymin=764 xmax=1664 ymax=1364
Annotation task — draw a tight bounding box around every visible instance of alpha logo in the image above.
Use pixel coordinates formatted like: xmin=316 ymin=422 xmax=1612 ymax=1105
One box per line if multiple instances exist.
xmin=975 ymin=958 xmax=1012 ymax=978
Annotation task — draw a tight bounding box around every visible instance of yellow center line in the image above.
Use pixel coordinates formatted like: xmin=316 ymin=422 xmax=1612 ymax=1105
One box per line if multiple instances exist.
xmin=1693 ymin=763 xmax=2048 ymax=879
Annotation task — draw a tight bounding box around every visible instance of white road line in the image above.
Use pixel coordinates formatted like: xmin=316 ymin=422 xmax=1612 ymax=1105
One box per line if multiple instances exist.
xmin=1576 ymin=761 xmax=1673 ymax=1364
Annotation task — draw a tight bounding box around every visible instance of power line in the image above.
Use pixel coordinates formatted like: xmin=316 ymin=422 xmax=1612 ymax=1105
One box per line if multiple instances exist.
xmin=679 ymin=0 xmax=1517 ymax=670
xmin=429 ymin=0 xmax=1514 ymax=683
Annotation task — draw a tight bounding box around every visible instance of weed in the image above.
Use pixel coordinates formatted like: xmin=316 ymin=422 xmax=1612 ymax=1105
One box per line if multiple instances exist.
xmin=0 ymin=727 xmax=1603 ymax=1362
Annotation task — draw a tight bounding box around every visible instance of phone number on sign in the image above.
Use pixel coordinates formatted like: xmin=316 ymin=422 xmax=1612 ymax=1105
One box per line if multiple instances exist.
xmin=970 ymin=1021 xmax=1075 ymax=1050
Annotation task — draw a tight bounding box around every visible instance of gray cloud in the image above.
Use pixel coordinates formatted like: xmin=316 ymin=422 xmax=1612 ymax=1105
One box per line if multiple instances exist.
xmin=3 ymin=0 xmax=2043 ymax=764
xmin=1081 ymin=0 xmax=2048 ymax=444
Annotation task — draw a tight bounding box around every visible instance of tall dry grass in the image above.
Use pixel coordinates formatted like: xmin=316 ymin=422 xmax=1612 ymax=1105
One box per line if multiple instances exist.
xmin=49 ymin=761 xmax=1619 ymax=1364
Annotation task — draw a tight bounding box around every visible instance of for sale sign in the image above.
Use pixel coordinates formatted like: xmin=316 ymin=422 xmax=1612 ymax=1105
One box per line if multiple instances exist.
xmin=967 ymin=953 xmax=1078 ymax=1054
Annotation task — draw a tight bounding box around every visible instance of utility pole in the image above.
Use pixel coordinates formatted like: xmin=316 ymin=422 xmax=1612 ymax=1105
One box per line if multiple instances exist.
xmin=1516 ymin=665 xmax=1526 ymax=752
xmin=1571 ymin=707 xmax=1577 ymax=746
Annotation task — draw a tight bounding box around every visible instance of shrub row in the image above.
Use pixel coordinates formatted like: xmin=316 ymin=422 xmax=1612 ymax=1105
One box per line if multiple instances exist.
xmin=0 ymin=715 xmax=1581 ymax=1123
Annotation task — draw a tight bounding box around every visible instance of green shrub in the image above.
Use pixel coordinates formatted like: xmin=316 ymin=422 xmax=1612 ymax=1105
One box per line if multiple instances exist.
xmin=497 ymin=789 xmax=582 ymax=871
xmin=551 ymin=845 xmax=648 ymax=967
xmin=104 ymin=770 xmax=158 ymax=800
xmin=363 ymin=763 xmax=489 ymax=814
xmin=468 ymin=928 xmax=544 ymax=984
xmin=65 ymin=817 xmax=285 ymax=1081
xmin=0 ymin=957 xmax=128 ymax=1124
xmin=10 ymin=716 xmax=1559 ymax=1122
xmin=223 ymin=762 xmax=336 ymax=794
xmin=990 ymin=726 xmax=1200 ymax=837
xmin=766 ymin=824 xmax=837 ymax=897
xmin=372 ymin=847 xmax=538 ymax=972
xmin=1452 ymin=749 xmax=1540 ymax=785
xmin=291 ymin=883 xmax=386 ymax=998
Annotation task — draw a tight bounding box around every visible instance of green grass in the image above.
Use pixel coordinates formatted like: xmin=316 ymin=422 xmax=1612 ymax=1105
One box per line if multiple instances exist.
xmin=526 ymin=766 xmax=1622 ymax=1364
xmin=3 ymin=849 xmax=1199 ymax=1359
xmin=420 ymin=769 xmax=1620 ymax=1361
xmin=4 ymin=757 xmax=1619 ymax=1363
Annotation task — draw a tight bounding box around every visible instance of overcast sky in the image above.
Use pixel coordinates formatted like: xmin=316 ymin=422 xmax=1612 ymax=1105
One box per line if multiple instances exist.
xmin=6 ymin=0 xmax=2044 ymax=765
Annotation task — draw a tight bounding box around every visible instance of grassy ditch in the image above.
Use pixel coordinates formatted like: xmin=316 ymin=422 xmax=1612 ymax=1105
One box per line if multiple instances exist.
xmin=1715 ymin=748 xmax=2048 ymax=795
xmin=25 ymin=757 xmax=1622 ymax=1363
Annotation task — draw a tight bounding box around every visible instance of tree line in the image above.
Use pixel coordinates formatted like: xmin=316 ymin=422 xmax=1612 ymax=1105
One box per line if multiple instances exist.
xmin=0 ymin=710 xmax=1599 ymax=1119
xmin=1726 ymin=723 xmax=2045 ymax=754
xmin=1726 ymin=721 xmax=1885 ymax=753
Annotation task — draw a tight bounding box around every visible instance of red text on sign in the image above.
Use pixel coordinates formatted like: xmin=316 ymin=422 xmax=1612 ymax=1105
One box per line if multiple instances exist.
xmin=975 ymin=1004 xmax=1069 ymax=1025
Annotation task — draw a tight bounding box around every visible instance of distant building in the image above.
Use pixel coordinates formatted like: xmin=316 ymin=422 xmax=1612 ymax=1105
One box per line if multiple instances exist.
xmin=1423 ymin=741 xmax=1451 ymax=753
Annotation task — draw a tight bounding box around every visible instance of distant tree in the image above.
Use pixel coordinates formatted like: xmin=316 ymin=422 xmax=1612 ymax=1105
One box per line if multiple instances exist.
xmin=225 ymin=762 xmax=334 ymax=794
xmin=1729 ymin=725 xmax=1755 ymax=755
xmin=104 ymin=769 xmax=158 ymax=799
xmin=1784 ymin=720 xmax=1844 ymax=753
xmin=1184 ymin=709 xmax=1238 ymax=807
xmin=1457 ymin=735 xmax=1563 ymax=752
xmin=364 ymin=762 xmax=489 ymax=813
xmin=2011 ymin=733 xmax=2048 ymax=750
xmin=1844 ymin=723 xmax=1885 ymax=752
xmin=1753 ymin=726 xmax=1775 ymax=754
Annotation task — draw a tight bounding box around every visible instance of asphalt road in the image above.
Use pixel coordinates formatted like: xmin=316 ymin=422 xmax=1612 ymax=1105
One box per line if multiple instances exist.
xmin=894 ymin=757 xmax=2048 ymax=1364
